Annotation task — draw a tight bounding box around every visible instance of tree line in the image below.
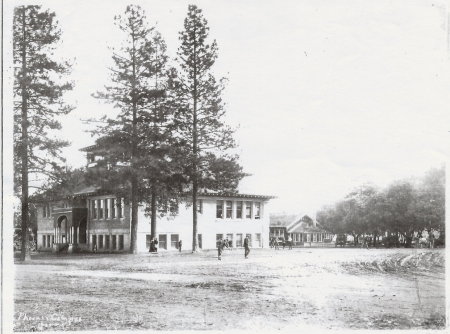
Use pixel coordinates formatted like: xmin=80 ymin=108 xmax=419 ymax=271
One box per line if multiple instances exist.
xmin=14 ymin=4 xmax=244 ymax=259
xmin=316 ymin=167 xmax=445 ymax=247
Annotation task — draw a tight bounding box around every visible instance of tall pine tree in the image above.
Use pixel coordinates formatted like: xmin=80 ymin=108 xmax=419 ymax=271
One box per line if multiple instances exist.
xmin=92 ymin=5 xmax=175 ymax=253
xmin=174 ymin=5 xmax=244 ymax=252
xmin=13 ymin=5 xmax=74 ymax=261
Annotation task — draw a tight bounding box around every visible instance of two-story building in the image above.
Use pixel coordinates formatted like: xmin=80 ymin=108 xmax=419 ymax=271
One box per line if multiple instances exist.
xmin=36 ymin=190 xmax=272 ymax=253
xmin=136 ymin=193 xmax=272 ymax=252
xmin=36 ymin=146 xmax=273 ymax=253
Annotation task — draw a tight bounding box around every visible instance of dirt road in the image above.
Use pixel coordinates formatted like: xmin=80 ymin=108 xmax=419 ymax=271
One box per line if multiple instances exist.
xmin=14 ymin=248 xmax=445 ymax=331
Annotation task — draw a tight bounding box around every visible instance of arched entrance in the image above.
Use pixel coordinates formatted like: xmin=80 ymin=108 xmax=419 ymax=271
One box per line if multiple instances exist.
xmin=56 ymin=215 xmax=68 ymax=243
xmin=78 ymin=217 xmax=87 ymax=244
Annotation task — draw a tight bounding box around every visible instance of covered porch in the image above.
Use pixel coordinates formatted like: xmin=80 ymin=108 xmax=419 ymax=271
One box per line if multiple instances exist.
xmin=52 ymin=207 xmax=88 ymax=253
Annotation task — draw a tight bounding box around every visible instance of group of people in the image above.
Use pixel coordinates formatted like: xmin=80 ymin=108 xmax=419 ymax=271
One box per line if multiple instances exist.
xmin=270 ymin=236 xmax=293 ymax=250
xmin=149 ymin=238 xmax=183 ymax=253
xmin=217 ymin=236 xmax=250 ymax=260
xmin=148 ymin=236 xmax=252 ymax=259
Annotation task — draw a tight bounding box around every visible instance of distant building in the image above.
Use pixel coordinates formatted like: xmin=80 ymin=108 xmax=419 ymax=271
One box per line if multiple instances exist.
xmin=269 ymin=213 xmax=297 ymax=240
xmin=36 ymin=146 xmax=273 ymax=253
xmin=270 ymin=214 xmax=333 ymax=247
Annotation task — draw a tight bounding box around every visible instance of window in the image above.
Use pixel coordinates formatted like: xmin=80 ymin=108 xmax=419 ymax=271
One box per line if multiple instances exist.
xmin=146 ymin=235 xmax=152 ymax=249
xmin=171 ymin=234 xmax=179 ymax=249
xmin=112 ymin=235 xmax=117 ymax=250
xmin=255 ymin=202 xmax=261 ymax=219
xmin=216 ymin=201 xmax=224 ymax=219
xmin=197 ymin=200 xmax=203 ymax=214
xmin=99 ymin=235 xmax=104 ymax=249
xmin=169 ymin=201 xmax=179 ymax=215
xmin=105 ymin=235 xmax=110 ymax=249
xmin=42 ymin=235 xmax=46 ymax=247
xmin=246 ymin=234 xmax=252 ymax=247
xmin=111 ymin=198 xmax=116 ymax=218
xmin=226 ymin=233 xmax=233 ymax=247
xmin=92 ymin=235 xmax=97 ymax=246
xmin=43 ymin=204 xmax=50 ymax=218
xmin=119 ymin=235 xmax=124 ymax=250
xmin=226 ymin=201 xmax=232 ymax=218
xmin=119 ymin=198 xmax=124 ymax=218
xmin=92 ymin=200 xmax=97 ymax=219
xmin=255 ymin=233 xmax=261 ymax=247
xmin=236 ymin=201 xmax=243 ymax=219
xmin=313 ymin=234 xmax=317 ymax=242
xmin=105 ymin=199 xmax=110 ymax=219
xmin=47 ymin=235 xmax=51 ymax=247
xmin=245 ymin=201 xmax=252 ymax=219
xmin=216 ymin=234 xmax=223 ymax=248
xmin=51 ymin=235 xmax=54 ymax=245
xmin=98 ymin=200 xmax=104 ymax=219
xmin=158 ymin=234 xmax=167 ymax=250
xmin=236 ymin=234 xmax=243 ymax=247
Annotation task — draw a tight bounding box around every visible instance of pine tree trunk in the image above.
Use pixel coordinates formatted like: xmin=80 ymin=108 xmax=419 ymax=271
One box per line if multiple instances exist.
xmin=150 ymin=188 xmax=157 ymax=239
xmin=130 ymin=177 xmax=138 ymax=254
xmin=192 ymin=178 xmax=198 ymax=252
xmin=129 ymin=31 xmax=138 ymax=254
xmin=20 ymin=8 xmax=30 ymax=262
xmin=191 ymin=27 xmax=199 ymax=253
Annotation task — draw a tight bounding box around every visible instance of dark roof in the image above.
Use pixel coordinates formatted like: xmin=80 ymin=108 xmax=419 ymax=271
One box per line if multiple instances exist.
xmin=270 ymin=214 xmax=298 ymax=227
xmin=289 ymin=222 xmax=327 ymax=233
xmin=198 ymin=192 xmax=275 ymax=200
xmin=72 ymin=185 xmax=100 ymax=196
xmin=79 ymin=144 xmax=99 ymax=152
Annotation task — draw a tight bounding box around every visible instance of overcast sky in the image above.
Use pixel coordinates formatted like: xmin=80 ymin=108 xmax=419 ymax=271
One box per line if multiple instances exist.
xmin=5 ymin=0 xmax=450 ymax=215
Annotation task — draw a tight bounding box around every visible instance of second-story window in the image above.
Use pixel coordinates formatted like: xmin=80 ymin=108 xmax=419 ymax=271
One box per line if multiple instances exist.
xmin=236 ymin=201 xmax=243 ymax=219
xmin=44 ymin=205 xmax=50 ymax=217
xmin=92 ymin=200 xmax=97 ymax=219
xmin=118 ymin=198 xmax=124 ymax=218
xmin=255 ymin=202 xmax=261 ymax=219
xmin=111 ymin=198 xmax=116 ymax=218
xmin=245 ymin=201 xmax=252 ymax=219
xmin=226 ymin=201 xmax=232 ymax=218
xmin=98 ymin=199 xmax=104 ymax=219
xmin=169 ymin=201 xmax=179 ymax=215
xmin=105 ymin=199 xmax=110 ymax=219
xmin=216 ymin=200 xmax=223 ymax=219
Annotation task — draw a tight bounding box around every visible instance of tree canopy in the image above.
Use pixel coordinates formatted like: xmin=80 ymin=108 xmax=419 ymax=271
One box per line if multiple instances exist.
xmin=317 ymin=167 xmax=445 ymax=247
xmin=13 ymin=5 xmax=74 ymax=260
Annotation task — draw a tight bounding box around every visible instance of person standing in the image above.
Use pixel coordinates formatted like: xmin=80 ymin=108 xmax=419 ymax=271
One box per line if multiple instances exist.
xmin=154 ymin=237 xmax=158 ymax=253
xmin=244 ymin=236 xmax=250 ymax=259
xmin=218 ymin=238 xmax=224 ymax=260
xmin=149 ymin=239 xmax=154 ymax=253
xmin=178 ymin=240 xmax=182 ymax=252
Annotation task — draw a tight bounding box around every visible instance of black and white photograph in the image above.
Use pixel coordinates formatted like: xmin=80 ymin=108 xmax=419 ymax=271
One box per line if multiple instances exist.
xmin=2 ymin=0 xmax=449 ymax=332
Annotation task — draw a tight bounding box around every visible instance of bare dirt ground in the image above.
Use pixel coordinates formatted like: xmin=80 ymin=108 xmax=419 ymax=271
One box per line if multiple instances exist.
xmin=14 ymin=248 xmax=446 ymax=331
